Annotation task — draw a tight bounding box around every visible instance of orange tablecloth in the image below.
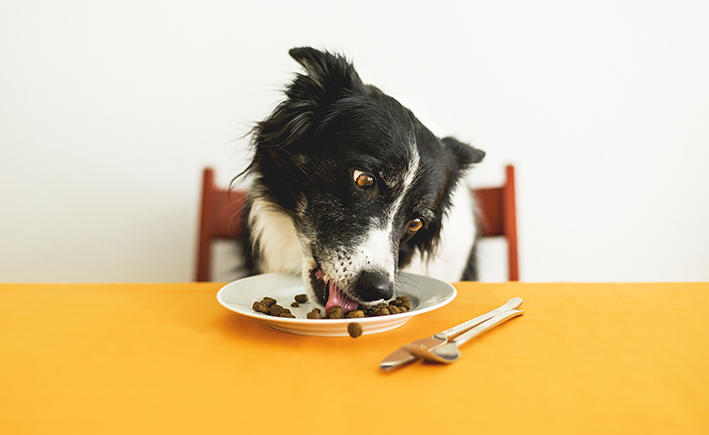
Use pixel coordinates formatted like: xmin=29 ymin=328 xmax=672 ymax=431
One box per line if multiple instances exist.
xmin=1 ymin=282 xmax=707 ymax=434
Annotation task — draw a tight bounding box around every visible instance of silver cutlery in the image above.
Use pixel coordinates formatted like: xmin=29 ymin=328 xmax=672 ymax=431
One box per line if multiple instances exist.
xmin=379 ymin=297 xmax=523 ymax=370
xmin=404 ymin=309 xmax=523 ymax=364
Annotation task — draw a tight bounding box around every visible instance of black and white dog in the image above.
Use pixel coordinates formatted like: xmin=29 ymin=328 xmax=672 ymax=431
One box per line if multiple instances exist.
xmin=241 ymin=47 xmax=485 ymax=314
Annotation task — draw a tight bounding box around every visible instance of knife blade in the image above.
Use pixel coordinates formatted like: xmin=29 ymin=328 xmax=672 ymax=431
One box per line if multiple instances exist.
xmin=379 ymin=297 xmax=523 ymax=370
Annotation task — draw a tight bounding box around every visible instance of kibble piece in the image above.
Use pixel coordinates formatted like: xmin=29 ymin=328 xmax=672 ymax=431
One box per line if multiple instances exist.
xmin=307 ymin=309 xmax=323 ymax=319
xmin=345 ymin=310 xmax=365 ymax=318
xmin=291 ymin=301 xmax=299 ymax=308
xmin=388 ymin=304 xmax=401 ymax=314
xmin=294 ymin=294 xmax=308 ymax=303
xmin=266 ymin=305 xmax=279 ymax=316
xmin=375 ymin=307 xmax=390 ymax=316
xmin=268 ymin=304 xmax=289 ymax=317
xmin=348 ymin=322 xmax=363 ymax=338
xmin=391 ymin=296 xmax=411 ymax=310
xmin=252 ymin=301 xmax=270 ymax=314
xmin=261 ymin=297 xmax=277 ymax=307
xmin=327 ymin=306 xmax=344 ymax=319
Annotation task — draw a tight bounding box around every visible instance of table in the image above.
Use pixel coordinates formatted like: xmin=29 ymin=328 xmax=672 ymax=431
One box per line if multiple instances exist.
xmin=1 ymin=282 xmax=707 ymax=434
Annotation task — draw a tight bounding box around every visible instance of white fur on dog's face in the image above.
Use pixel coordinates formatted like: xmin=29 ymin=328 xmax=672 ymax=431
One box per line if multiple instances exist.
xmin=292 ymin=145 xmax=422 ymax=307
xmin=328 ymin=146 xmax=420 ymax=290
xmin=246 ymin=142 xmax=422 ymax=308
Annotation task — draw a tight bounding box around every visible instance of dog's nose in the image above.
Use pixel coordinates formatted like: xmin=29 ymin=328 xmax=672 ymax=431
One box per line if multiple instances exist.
xmin=356 ymin=270 xmax=393 ymax=301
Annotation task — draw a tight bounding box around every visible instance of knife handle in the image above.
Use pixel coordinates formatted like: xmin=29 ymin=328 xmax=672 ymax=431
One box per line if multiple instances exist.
xmin=438 ymin=297 xmax=523 ymax=339
xmin=450 ymin=309 xmax=524 ymax=346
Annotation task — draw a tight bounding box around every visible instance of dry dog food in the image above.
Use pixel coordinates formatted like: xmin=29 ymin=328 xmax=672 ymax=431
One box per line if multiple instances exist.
xmin=347 ymin=322 xmax=363 ymax=338
xmin=253 ymin=295 xmax=411 ymax=320
xmin=326 ymin=306 xmax=344 ymax=319
xmin=306 ymin=308 xmax=323 ymax=319
xmin=252 ymin=297 xmax=295 ymax=318
xmin=289 ymin=294 xmax=308 ymax=308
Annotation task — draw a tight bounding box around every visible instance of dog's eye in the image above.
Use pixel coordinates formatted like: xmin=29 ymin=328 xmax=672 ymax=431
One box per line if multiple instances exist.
xmin=354 ymin=170 xmax=375 ymax=190
xmin=407 ymin=218 xmax=424 ymax=233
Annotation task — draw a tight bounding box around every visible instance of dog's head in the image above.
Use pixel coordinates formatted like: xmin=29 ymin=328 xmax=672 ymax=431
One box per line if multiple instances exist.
xmin=250 ymin=47 xmax=484 ymax=312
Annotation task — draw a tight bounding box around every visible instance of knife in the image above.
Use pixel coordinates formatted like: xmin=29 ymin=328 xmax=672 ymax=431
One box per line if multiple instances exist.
xmin=379 ymin=297 xmax=523 ymax=371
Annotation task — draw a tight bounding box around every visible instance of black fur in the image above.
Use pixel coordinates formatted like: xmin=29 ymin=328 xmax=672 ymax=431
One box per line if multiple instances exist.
xmin=240 ymin=47 xmax=484 ymax=306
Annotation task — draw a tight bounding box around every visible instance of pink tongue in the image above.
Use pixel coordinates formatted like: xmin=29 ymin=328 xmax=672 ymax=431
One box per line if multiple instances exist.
xmin=325 ymin=280 xmax=359 ymax=315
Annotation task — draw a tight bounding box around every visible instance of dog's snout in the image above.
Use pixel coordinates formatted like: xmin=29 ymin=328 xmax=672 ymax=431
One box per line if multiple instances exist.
xmin=356 ymin=270 xmax=393 ymax=301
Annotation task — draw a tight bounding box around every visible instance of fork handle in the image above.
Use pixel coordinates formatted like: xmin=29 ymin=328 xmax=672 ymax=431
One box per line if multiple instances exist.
xmin=450 ymin=309 xmax=524 ymax=346
xmin=436 ymin=297 xmax=523 ymax=340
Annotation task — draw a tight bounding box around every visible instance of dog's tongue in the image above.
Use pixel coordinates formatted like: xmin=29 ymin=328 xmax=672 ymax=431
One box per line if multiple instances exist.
xmin=325 ymin=280 xmax=359 ymax=314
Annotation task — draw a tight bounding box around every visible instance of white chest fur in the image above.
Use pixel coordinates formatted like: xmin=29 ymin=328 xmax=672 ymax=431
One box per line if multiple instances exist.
xmin=247 ymin=197 xmax=303 ymax=275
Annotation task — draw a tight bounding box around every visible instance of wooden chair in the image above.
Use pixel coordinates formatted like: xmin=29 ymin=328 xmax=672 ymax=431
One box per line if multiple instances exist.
xmin=472 ymin=165 xmax=519 ymax=281
xmin=195 ymin=168 xmax=247 ymax=281
xmin=195 ymin=165 xmax=519 ymax=281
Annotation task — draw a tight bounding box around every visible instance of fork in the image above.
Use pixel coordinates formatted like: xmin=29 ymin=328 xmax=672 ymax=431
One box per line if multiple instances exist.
xmin=404 ymin=309 xmax=524 ymax=364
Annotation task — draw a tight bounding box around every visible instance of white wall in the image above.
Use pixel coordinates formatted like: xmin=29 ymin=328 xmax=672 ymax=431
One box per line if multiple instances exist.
xmin=1 ymin=0 xmax=707 ymax=283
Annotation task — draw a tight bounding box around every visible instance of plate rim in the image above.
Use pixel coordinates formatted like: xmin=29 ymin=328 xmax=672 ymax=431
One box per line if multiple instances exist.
xmin=216 ymin=271 xmax=457 ymax=326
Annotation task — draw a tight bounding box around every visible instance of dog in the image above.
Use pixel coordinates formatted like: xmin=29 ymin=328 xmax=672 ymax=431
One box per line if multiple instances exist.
xmin=240 ymin=47 xmax=485 ymax=314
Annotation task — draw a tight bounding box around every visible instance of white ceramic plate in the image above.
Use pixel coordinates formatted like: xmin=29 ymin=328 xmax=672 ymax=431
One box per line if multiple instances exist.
xmin=217 ymin=272 xmax=456 ymax=337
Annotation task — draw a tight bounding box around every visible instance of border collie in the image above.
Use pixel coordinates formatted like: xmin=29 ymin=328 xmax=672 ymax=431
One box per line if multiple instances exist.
xmin=241 ymin=47 xmax=484 ymax=313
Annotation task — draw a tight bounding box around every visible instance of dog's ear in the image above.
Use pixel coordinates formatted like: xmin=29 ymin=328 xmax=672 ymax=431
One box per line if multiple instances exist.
xmin=441 ymin=136 xmax=486 ymax=169
xmin=288 ymin=47 xmax=365 ymax=103
xmin=254 ymin=48 xmax=365 ymax=152
xmin=250 ymin=48 xmax=366 ymax=202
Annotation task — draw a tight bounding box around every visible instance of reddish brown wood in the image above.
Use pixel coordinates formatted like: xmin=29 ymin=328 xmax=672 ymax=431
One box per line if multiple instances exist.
xmin=195 ymin=168 xmax=247 ymax=282
xmin=503 ymin=165 xmax=519 ymax=281
xmin=473 ymin=187 xmax=504 ymax=237
xmin=472 ymin=165 xmax=519 ymax=281
xmin=196 ymin=165 xmax=519 ymax=282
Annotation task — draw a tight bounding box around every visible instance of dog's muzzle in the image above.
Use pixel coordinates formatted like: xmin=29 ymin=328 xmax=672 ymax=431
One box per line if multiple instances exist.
xmin=356 ymin=270 xmax=393 ymax=302
xmin=310 ymin=268 xmax=394 ymax=314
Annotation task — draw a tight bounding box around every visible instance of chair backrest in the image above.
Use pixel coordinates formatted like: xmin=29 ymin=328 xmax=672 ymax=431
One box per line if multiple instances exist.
xmin=195 ymin=168 xmax=247 ymax=281
xmin=195 ymin=165 xmax=519 ymax=281
xmin=471 ymin=165 xmax=519 ymax=281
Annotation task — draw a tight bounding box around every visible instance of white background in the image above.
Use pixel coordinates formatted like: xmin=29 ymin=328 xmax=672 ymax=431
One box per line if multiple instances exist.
xmin=1 ymin=0 xmax=707 ymax=283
